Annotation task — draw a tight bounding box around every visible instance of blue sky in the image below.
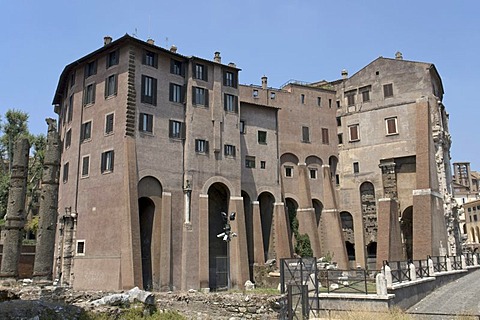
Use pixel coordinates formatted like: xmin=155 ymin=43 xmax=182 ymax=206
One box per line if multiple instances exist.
xmin=1 ymin=0 xmax=479 ymax=170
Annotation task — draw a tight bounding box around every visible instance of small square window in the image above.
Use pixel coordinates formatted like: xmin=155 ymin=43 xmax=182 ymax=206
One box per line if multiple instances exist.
xmin=195 ymin=139 xmax=208 ymax=153
xmin=383 ymin=83 xmax=393 ymax=98
xmin=170 ymin=83 xmax=183 ymax=103
xmin=345 ymin=90 xmax=356 ymax=106
xmin=270 ymin=92 xmax=276 ymax=99
xmin=361 ymin=89 xmax=370 ymax=102
xmin=194 ymin=63 xmax=208 ymax=81
xmin=353 ymin=162 xmax=359 ymax=173
xmin=317 ymin=97 xmax=321 ymax=106
xmin=76 ymin=240 xmax=85 ymax=255
xmin=246 ymin=156 xmax=256 ymax=168
xmin=169 ymin=120 xmax=184 ymax=139
xmin=302 ymin=126 xmax=310 ymax=143
xmin=224 ymin=94 xmax=238 ymax=113
xmin=106 ymin=50 xmax=118 ymax=68
xmin=349 ymin=124 xmax=359 ymax=142
xmin=105 ymin=113 xmax=114 ymax=135
xmin=224 ymin=71 xmax=236 ymax=87
xmin=386 ymin=117 xmax=398 ymax=135
xmin=309 ymin=168 xmax=317 ymax=179
xmin=285 ymin=166 xmax=293 ymax=177
xmin=260 ymin=161 xmax=266 ymax=169
xmin=139 ymin=113 xmax=153 ymax=133
xmin=65 ymin=129 xmax=72 ymax=149
xmin=144 ymin=51 xmax=158 ymax=68
xmin=240 ymin=120 xmax=246 ymax=134
xmin=171 ymin=59 xmax=184 ymax=76
xmin=258 ymin=131 xmax=267 ymax=144
xmin=105 ymin=74 xmax=117 ymax=97
xmin=224 ymin=144 xmax=236 ymax=157
xmin=253 ymin=89 xmax=258 ymax=98
xmin=83 ymin=83 xmax=96 ymax=105
xmin=301 ymin=94 xmax=305 ymax=104
xmin=101 ymin=150 xmax=114 ymax=173
xmin=85 ymin=60 xmax=97 ymax=78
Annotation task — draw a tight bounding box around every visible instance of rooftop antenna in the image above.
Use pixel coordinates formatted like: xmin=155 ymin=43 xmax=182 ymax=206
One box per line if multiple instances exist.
xmin=148 ymin=15 xmax=151 ymax=39
xmin=132 ymin=28 xmax=138 ymax=38
xmin=165 ymin=37 xmax=169 ymax=48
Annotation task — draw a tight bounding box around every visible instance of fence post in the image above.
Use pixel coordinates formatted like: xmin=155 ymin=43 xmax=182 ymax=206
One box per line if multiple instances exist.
xmin=461 ymin=255 xmax=467 ymax=269
xmin=382 ymin=263 xmax=392 ymax=288
xmin=446 ymin=255 xmax=452 ymax=271
xmin=474 ymin=254 xmax=478 ymax=266
xmin=376 ymin=273 xmax=388 ymax=296
xmin=427 ymin=256 xmax=434 ymax=275
xmin=409 ymin=262 xmax=416 ymax=281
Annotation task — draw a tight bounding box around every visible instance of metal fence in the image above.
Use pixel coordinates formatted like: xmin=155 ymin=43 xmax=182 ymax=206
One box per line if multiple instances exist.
xmin=384 ymin=260 xmax=411 ymax=283
xmin=430 ymin=256 xmax=448 ymax=272
xmin=412 ymin=259 xmax=430 ymax=278
xmin=451 ymin=255 xmax=463 ymax=270
xmin=318 ymin=269 xmax=378 ymax=294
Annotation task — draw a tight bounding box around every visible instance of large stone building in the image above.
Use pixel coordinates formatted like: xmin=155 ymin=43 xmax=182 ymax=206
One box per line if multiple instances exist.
xmin=52 ymin=35 xmax=458 ymax=291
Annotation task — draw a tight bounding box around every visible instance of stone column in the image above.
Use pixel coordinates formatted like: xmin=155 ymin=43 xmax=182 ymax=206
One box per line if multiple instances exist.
xmin=33 ymin=119 xmax=61 ymax=282
xmin=198 ymin=194 xmax=209 ymax=289
xmin=158 ymin=192 xmax=172 ymax=291
xmin=0 ymin=138 xmax=30 ymax=281
xmin=376 ymin=198 xmax=403 ymax=269
xmin=60 ymin=210 xmax=76 ymax=286
xmin=273 ymin=202 xmax=292 ymax=262
xmin=229 ymin=196 xmax=249 ymax=287
xmin=251 ymin=201 xmax=265 ymax=264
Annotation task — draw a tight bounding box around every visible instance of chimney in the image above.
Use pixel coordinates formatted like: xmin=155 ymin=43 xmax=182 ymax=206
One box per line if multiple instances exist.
xmin=104 ymin=36 xmax=112 ymax=46
xmin=228 ymin=62 xmax=236 ymax=68
xmin=261 ymin=76 xmax=268 ymax=89
xmin=170 ymin=45 xmax=177 ymax=53
xmin=341 ymin=69 xmax=348 ymax=79
xmin=147 ymin=38 xmax=155 ymax=45
xmin=395 ymin=51 xmax=403 ymax=60
xmin=214 ymin=52 xmax=221 ymax=63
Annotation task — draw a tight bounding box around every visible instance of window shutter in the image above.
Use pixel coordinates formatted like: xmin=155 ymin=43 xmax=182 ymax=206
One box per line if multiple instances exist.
xmin=387 ymin=119 xmax=396 ymax=134
xmin=205 ymin=89 xmax=209 ymax=107
xmin=114 ymin=75 xmax=118 ymax=95
xmin=223 ymin=71 xmax=227 ymax=86
xmin=101 ymin=153 xmax=106 ymax=172
xmin=104 ymin=77 xmax=108 ymax=98
xmin=142 ymin=52 xmax=147 ymax=65
xmin=233 ymin=146 xmax=236 ymax=157
xmin=192 ymin=63 xmax=197 ymax=79
xmin=153 ymin=54 xmax=158 ymax=68
xmin=169 ymin=83 xmax=174 ymax=101
xmin=180 ymin=86 xmax=184 ymax=103
xmin=147 ymin=115 xmax=153 ymax=132
xmin=181 ymin=122 xmax=186 ymax=139
xmin=205 ymin=141 xmax=209 ymax=153
xmin=139 ymin=114 xmax=144 ymax=131
xmin=180 ymin=62 xmax=185 ymax=77
xmin=204 ymin=65 xmax=208 ymax=81
xmin=110 ymin=151 xmax=115 ymax=170
xmin=93 ymin=61 xmax=97 ymax=75
xmin=235 ymin=96 xmax=239 ymax=113
xmin=192 ymin=87 xmax=196 ymax=104
xmin=223 ymin=93 xmax=227 ymax=111
xmin=233 ymin=73 xmax=237 ymax=88
xmin=92 ymin=84 xmax=96 ymax=104
xmin=168 ymin=120 xmax=173 ymax=138
xmin=152 ymin=78 xmax=157 ymax=106
xmin=170 ymin=59 xmax=174 ymax=74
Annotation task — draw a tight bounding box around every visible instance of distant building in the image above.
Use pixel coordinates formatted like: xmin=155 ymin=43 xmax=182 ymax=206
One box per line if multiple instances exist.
xmin=463 ymin=199 xmax=480 ymax=252
xmin=52 ymin=36 xmax=459 ymax=291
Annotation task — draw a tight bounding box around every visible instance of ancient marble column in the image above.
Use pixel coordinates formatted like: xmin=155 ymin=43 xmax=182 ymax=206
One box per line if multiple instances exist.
xmin=0 ymin=138 xmax=30 ymax=280
xmin=33 ymin=119 xmax=61 ymax=282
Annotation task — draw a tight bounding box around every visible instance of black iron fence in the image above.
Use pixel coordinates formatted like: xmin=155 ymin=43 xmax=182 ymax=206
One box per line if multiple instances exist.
xmin=383 ymin=260 xmax=411 ymax=283
xmin=430 ymin=255 xmax=448 ymax=273
xmin=412 ymin=259 xmax=430 ymax=278
xmin=451 ymin=255 xmax=463 ymax=270
xmin=318 ymin=269 xmax=378 ymax=294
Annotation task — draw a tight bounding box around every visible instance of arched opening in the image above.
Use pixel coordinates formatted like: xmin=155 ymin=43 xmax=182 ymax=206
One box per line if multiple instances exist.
xmin=138 ymin=197 xmax=155 ymax=290
xmin=345 ymin=242 xmax=355 ymax=261
xmin=242 ymin=191 xmax=254 ymax=280
xmin=401 ymin=206 xmax=413 ymax=260
xmin=259 ymin=192 xmax=275 ymax=262
xmin=476 ymin=226 xmax=480 ymax=244
xmin=313 ymin=199 xmax=323 ymax=227
xmin=463 ymin=224 xmax=467 ymax=235
xmin=360 ymin=182 xmax=377 ymax=265
xmin=340 ymin=211 xmax=355 ymax=266
xmin=137 ymin=176 xmax=162 ymax=291
xmin=367 ymin=242 xmax=377 ymax=268
xmin=208 ymin=182 xmax=230 ymax=290
xmin=328 ymin=155 xmax=338 ymax=178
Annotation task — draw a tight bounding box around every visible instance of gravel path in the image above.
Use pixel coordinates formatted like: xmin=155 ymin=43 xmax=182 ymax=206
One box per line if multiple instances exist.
xmin=407 ymin=268 xmax=480 ymax=319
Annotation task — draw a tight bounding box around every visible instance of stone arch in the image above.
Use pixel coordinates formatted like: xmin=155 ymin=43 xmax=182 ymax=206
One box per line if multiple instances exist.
xmin=280 ymin=153 xmax=299 ymax=165
xmin=202 ymin=176 xmax=236 ymax=197
xmin=137 ymin=176 xmax=163 ymax=291
xmin=329 ymin=155 xmax=338 ymax=177
xmin=258 ymin=192 xmax=275 ymax=262
xmin=208 ymin=182 xmax=231 ymax=290
xmin=312 ymin=199 xmax=323 ymax=227
xmin=306 ymin=156 xmax=323 ymax=180
xmin=305 ymin=155 xmax=323 ymax=166
xmin=401 ymin=206 xmax=413 ymax=260
xmin=340 ymin=211 xmax=355 ymax=263
xmin=242 ymin=190 xmax=254 ymax=280
xmin=285 ymin=197 xmax=299 ymax=248
xmin=360 ymin=182 xmax=377 ymax=264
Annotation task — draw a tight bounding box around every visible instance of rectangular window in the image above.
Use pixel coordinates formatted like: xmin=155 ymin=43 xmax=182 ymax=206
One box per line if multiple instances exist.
xmin=141 ymin=75 xmax=157 ymax=105
xmin=317 ymin=97 xmax=321 ymax=107
xmin=224 ymin=94 xmax=238 ymax=112
xmin=143 ymin=50 xmax=158 ymax=68
xmin=67 ymin=95 xmax=74 ymax=123
xmin=383 ymin=83 xmax=393 ymax=98
xmin=85 ymin=60 xmax=97 ymax=78
xmin=322 ymin=128 xmax=329 ymax=144
xmin=336 ymin=100 xmax=340 ymax=108
xmin=70 ymin=71 xmax=76 ymax=88
xmin=253 ymin=89 xmax=258 ymax=98
xmin=81 ymin=156 xmax=90 ymax=177
xmin=83 ymin=83 xmax=96 ymax=105
xmin=169 ymin=83 xmax=183 ymax=103
xmin=285 ymin=166 xmax=293 ymax=177
xmin=302 ymin=126 xmax=310 ymax=143
xmin=475 ymin=215 xmax=478 ymax=222
xmin=105 ymin=74 xmax=117 ymax=97
xmin=349 ymin=124 xmax=359 ymax=142
xmin=353 ymin=162 xmax=359 ymax=173
xmin=346 ymin=90 xmax=356 ymax=106
xmin=139 ymin=113 xmax=153 ymax=133
xmin=224 ymin=144 xmax=236 ymax=157
xmin=310 ymin=168 xmax=317 ymax=179
xmin=193 ymin=87 xmax=208 ymax=106
xmin=105 ymin=113 xmax=114 ymax=134
xmin=239 ymin=120 xmax=246 ymax=134
xmin=76 ymin=240 xmax=85 ymax=255
xmin=338 ymin=133 xmax=343 ymax=144
xmin=301 ymin=94 xmax=305 ymax=104
xmin=194 ymin=63 xmax=208 ymax=81
xmin=169 ymin=120 xmax=184 ymax=139
xmin=106 ymin=50 xmax=118 ymax=68
xmin=101 ymin=150 xmax=114 ymax=173
xmin=80 ymin=121 xmax=92 ymax=142
xmin=170 ymin=59 xmax=184 ymax=76
xmin=65 ymin=129 xmax=72 ymax=149
xmin=270 ymin=92 xmax=276 ymax=99
xmin=360 ymin=86 xmax=371 ymax=102
xmin=336 ymin=117 xmax=341 ymax=126
xmin=260 ymin=161 xmax=266 ymax=169
xmin=245 ymin=156 xmax=256 ymax=168
xmin=63 ymin=162 xmax=69 ymax=183
xmin=335 ymin=174 xmax=340 ymax=185
xmin=195 ymin=139 xmax=208 ymax=153
xmin=258 ymin=131 xmax=267 ymax=144
xmin=385 ymin=117 xmax=398 ymax=135
xmin=329 ymin=99 xmax=332 ymax=108
xmin=224 ymin=71 xmax=236 ymax=87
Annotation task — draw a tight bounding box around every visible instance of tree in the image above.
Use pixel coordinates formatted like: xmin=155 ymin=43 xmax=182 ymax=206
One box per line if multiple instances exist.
xmin=0 ymin=109 xmax=29 ymax=173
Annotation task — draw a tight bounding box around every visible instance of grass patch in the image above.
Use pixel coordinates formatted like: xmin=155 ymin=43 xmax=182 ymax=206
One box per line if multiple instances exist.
xmin=80 ymin=309 xmax=186 ymax=320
